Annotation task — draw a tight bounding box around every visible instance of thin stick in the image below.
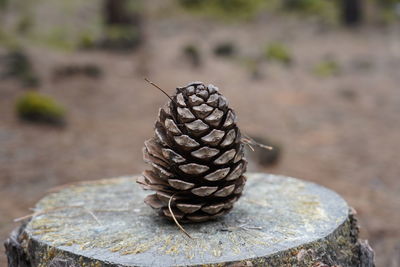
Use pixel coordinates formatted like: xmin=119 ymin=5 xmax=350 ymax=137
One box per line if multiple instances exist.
xmin=242 ymin=138 xmax=255 ymax=152
xmin=85 ymin=209 xmax=102 ymax=226
xmin=244 ymin=226 xmax=263 ymax=230
xmin=14 ymin=205 xmax=84 ymax=222
xmin=168 ymin=194 xmax=192 ymax=239
xmin=241 ymin=136 xmax=273 ymax=150
xmin=47 ymin=181 xmax=85 ymax=193
xmin=47 ymin=179 xmax=109 ymax=193
xmin=144 ymin=78 xmax=175 ymax=103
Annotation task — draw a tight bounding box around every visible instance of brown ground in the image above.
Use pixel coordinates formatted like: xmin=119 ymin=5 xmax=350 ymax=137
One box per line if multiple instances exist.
xmin=1 ymin=8 xmax=400 ymax=266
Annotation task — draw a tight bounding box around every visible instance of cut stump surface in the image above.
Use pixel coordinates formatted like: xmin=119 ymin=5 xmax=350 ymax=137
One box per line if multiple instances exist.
xmin=5 ymin=173 xmax=374 ymax=266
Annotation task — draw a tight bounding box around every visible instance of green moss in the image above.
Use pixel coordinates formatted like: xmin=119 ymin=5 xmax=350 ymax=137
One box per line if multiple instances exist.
xmin=375 ymin=0 xmax=400 ymax=7
xmin=178 ymin=0 xmax=266 ymax=20
xmin=16 ymin=91 xmax=65 ymax=125
xmin=265 ymin=42 xmax=292 ymax=65
xmin=377 ymin=7 xmax=399 ymax=24
xmin=98 ymin=25 xmax=141 ymax=51
xmin=0 ymin=28 xmax=20 ymax=49
xmin=178 ymin=0 xmax=202 ymax=8
xmin=15 ymin=14 xmax=34 ymax=34
xmin=78 ymin=32 xmax=96 ymax=49
xmin=313 ymin=59 xmax=340 ymax=77
xmin=42 ymin=28 xmax=75 ymax=51
xmin=281 ymin=0 xmax=339 ymax=25
xmin=0 ymin=0 xmax=8 ymax=9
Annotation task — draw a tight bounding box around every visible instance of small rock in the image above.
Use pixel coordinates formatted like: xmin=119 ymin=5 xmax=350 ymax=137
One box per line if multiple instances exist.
xmin=338 ymin=88 xmax=357 ymax=101
xmin=214 ymin=42 xmax=236 ymax=58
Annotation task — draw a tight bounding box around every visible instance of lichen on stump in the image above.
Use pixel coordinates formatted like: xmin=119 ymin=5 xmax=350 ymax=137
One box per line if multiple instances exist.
xmin=5 ymin=173 xmax=375 ymax=266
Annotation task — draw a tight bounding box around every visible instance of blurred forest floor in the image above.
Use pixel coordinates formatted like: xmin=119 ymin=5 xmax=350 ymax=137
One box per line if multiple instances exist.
xmin=1 ymin=1 xmax=400 ymax=266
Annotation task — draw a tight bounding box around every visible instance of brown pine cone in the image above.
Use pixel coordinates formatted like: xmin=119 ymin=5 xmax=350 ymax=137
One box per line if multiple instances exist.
xmin=137 ymin=81 xmax=247 ymax=223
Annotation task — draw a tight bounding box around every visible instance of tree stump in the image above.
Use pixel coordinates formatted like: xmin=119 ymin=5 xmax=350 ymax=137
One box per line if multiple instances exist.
xmin=5 ymin=173 xmax=375 ymax=267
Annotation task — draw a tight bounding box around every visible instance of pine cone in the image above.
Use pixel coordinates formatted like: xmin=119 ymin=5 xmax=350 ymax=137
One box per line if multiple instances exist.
xmin=137 ymin=82 xmax=247 ymax=223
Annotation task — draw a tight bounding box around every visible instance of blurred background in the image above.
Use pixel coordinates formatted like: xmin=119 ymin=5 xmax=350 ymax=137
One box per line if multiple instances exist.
xmin=0 ymin=0 xmax=399 ymax=265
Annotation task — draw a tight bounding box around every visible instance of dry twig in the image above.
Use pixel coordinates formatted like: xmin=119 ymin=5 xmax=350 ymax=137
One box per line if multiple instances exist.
xmin=241 ymin=135 xmax=273 ymax=151
xmin=144 ymin=78 xmax=176 ymax=104
xmin=85 ymin=209 xmax=102 ymax=226
xmin=168 ymin=194 xmax=192 ymax=239
xmin=14 ymin=205 xmax=84 ymax=222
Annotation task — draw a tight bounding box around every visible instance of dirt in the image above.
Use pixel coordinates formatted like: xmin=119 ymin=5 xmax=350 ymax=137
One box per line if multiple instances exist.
xmin=1 ymin=5 xmax=400 ymax=266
